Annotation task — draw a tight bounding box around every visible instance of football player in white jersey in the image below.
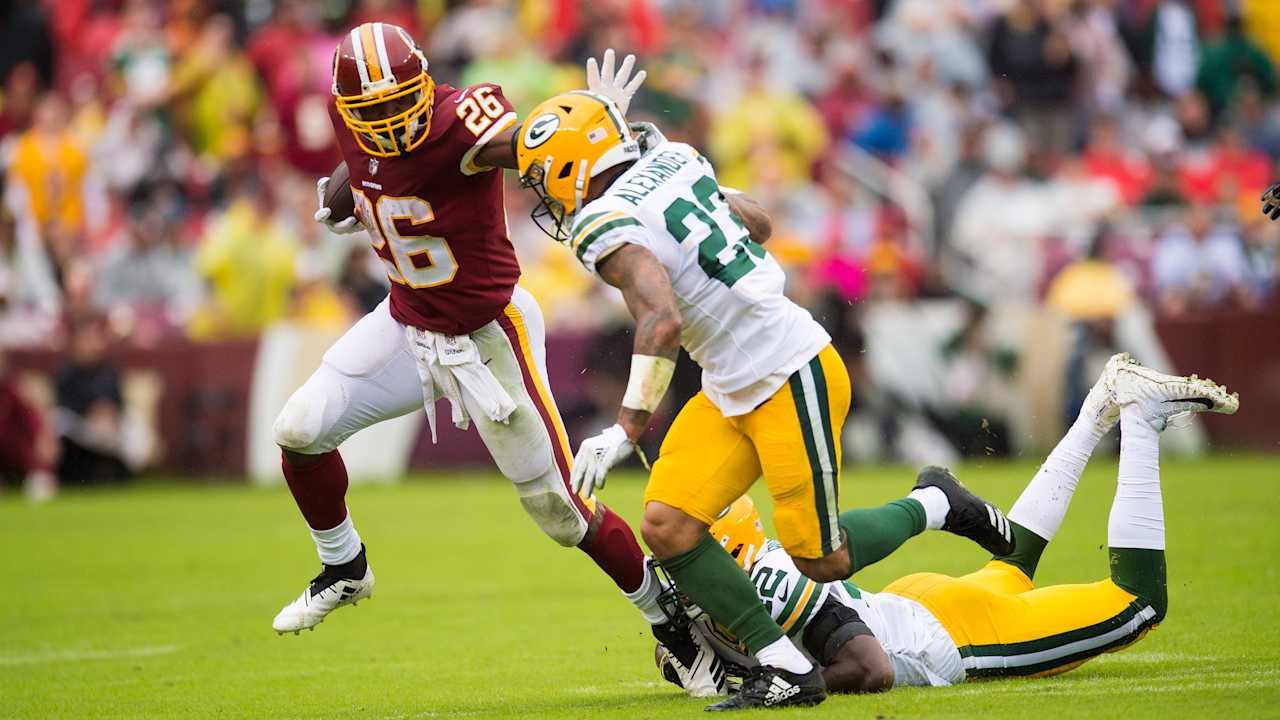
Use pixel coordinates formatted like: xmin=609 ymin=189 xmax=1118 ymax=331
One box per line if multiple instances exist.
xmin=657 ymin=354 xmax=1237 ymax=694
xmin=514 ymin=91 xmax=1015 ymax=710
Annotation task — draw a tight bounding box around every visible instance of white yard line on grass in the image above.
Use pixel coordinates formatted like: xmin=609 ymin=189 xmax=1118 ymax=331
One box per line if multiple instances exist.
xmin=0 ymin=644 xmax=181 ymax=666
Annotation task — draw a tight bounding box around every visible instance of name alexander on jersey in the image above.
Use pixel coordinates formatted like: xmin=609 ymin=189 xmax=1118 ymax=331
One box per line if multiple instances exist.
xmin=607 ymin=149 xmax=692 ymax=206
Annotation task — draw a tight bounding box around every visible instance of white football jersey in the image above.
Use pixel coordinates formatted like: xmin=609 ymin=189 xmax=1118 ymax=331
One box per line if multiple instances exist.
xmin=693 ymin=542 xmax=965 ymax=688
xmin=570 ymin=142 xmax=830 ymax=416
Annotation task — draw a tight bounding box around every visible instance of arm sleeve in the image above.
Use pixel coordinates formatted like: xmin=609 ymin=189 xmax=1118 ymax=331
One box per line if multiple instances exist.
xmin=456 ymin=83 xmax=519 ymax=176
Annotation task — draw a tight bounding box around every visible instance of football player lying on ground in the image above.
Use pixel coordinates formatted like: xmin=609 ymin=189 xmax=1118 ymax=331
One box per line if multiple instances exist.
xmin=657 ymin=353 xmax=1238 ymax=694
xmin=270 ymin=24 xmax=696 ymax=656
xmin=515 ymin=93 xmax=1015 ymax=710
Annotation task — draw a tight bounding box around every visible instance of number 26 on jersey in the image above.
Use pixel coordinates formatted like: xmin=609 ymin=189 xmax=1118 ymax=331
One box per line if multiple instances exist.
xmin=352 ymin=190 xmax=458 ymax=288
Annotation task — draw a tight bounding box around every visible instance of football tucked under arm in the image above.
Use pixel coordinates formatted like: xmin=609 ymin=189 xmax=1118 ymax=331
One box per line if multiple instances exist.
xmin=322 ymin=161 xmax=356 ymax=222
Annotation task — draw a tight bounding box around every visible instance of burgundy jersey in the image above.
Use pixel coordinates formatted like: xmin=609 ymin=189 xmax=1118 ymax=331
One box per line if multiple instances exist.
xmin=331 ymin=82 xmax=521 ymax=335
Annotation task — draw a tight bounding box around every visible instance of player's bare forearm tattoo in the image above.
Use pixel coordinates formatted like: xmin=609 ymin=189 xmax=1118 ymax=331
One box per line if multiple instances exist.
xmin=597 ymin=244 xmax=682 ymax=359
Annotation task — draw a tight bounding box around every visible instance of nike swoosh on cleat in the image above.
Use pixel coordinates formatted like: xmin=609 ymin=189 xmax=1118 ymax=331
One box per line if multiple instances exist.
xmin=1169 ymin=397 xmax=1214 ymax=408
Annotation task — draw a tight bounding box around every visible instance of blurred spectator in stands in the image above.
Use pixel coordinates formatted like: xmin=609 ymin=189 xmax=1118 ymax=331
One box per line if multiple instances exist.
xmin=1046 ymin=224 xmax=1137 ymax=427
xmin=876 ymin=0 xmax=986 ymax=92
xmin=6 ymin=93 xmax=89 ymax=244
xmin=0 ymin=349 xmax=56 ymax=500
xmin=709 ymin=54 xmax=827 ymax=192
xmin=1067 ymin=0 xmax=1133 ymax=113
xmin=1152 ymin=203 xmax=1256 ymax=314
xmin=110 ymin=0 xmax=172 ymax=109
xmin=1241 ymin=214 xmax=1279 ymax=302
xmin=1195 ymin=11 xmax=1275 ymax=120
xmin=987 ymin=0 xmax=1079 ymax=151
xmin=1233 ymin=83 xmax=1280 ymax=161
xmin=0 ymin=177 xmax=61 ymax=347
xmin=1130 ymin=0 xmax=1200 ymax=99
xmin=930 ymin=300 xmax=1018 ymax=456
xmin=0 ymin=62 xmax=43 ymax=139
xmin=247 ymin=0 xmax=338 ymax=174
xmin=336 ymin=244 xmax=389 ymax=316
xmin=53 ymin=318 xmax=131 ymax=485
xmin=166 ymin=15 xmax=261 ymax=166
xmin=190 ymin=177 xmax=298 ymax=339
xmin=949 ymin=123 xmax=1050 ymax=303
xmin=1179 ymin=123 xmax=1272 ymax=205
xmin=1141 ymin=157 xmax=1189 ymax=209
xmin=851 ymin=80 xmax=912 ymax=164
xmin=0 ymin=2 xmax=54 ymax=93
xmin=92 ymin=181 xmax=201 ymax=343
xmin=1081 ymin=114 xmax=1152 ymax=206
xmin=429 ymin=0 xmax=512 ymax=80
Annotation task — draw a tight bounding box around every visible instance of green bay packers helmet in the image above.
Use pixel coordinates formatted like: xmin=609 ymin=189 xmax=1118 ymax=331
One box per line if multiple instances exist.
xmin=516 ymin=91 xmax=640 ymax=242
xmin=710 ymin=496 xmax=767 ymax=571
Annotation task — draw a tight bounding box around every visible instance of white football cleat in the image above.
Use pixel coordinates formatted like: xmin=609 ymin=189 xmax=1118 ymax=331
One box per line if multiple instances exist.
xmin=1079 ymin=352 xmax=1135 ymax=435
xmin=1113 ymin=361 xmax=1239 ymax=431
xmin=272 ymin=551 xmax=374 ymax=635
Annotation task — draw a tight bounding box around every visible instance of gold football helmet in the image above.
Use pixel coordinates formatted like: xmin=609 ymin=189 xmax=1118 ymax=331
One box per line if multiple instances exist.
xmin=709 ymin=496 xmax=767 ymax=571
xmin=516 ymin=91 xmax=640 ymax=241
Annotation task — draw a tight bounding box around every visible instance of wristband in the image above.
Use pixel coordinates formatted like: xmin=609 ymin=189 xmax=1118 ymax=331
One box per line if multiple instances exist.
xmin=621 ymin=354 xmax=675 ymax=413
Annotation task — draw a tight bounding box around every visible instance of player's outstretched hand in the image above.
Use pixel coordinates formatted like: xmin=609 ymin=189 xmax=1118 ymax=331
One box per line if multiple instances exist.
xmin=1262 ymin=184 xmax=1280 ymax=221
xmin=571 ymin=423 xmax=634 ymax=498
xmin=586 ymin=48 xmax=646 ymax=115
xmin=314 ymin=176 xmax=363 ymax=234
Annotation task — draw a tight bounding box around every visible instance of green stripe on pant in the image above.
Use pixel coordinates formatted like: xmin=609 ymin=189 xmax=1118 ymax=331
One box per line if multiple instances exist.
xmin=959 ymin=601 xmax=1157 ymax=678
xmin=789 ymin=359 xmax=840 ymax=555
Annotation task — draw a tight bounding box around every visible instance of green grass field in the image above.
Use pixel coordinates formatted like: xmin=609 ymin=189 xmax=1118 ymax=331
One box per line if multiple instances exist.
xmin=4 ymin=455 xmax=1279 ymax=719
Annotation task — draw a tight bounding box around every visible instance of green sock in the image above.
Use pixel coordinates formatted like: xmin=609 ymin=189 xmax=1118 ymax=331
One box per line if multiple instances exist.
xmin=992 ymin=523 xmax=1050 ymax=581
xmin=839 ymin=498 xmax=926 ymax=575
xmin=1109 ymin=547 xmax=1167 ymax=622
xmin=660 ymin=533 xmax=783 ymax=654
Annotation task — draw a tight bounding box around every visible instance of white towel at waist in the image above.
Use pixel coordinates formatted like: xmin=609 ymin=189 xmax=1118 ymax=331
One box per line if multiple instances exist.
xmin=403 ymin=326 xmax=517 ymax=442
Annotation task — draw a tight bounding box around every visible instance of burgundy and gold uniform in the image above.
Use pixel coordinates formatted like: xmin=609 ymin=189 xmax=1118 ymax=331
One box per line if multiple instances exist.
xmin=269 ymin=22 xmax=649 ymax=638
xmin=331 ymin=81 xmax=520 ymax=335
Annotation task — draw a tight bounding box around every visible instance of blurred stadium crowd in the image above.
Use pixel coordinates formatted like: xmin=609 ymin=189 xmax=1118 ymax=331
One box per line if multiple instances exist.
xmin=1 ymin=0 xmax=1277 ymax=492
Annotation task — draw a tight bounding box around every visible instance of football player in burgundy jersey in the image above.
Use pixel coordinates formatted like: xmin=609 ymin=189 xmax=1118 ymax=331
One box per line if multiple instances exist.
xmin=268 ymin=22 xmax=720 ymax=688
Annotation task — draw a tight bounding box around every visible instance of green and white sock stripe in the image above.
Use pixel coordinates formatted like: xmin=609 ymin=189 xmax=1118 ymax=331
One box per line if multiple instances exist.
xmin=959 ymin=601 xmax=1158 ymax=678
xmin=788 ymin=354 xmax=841 ymax=555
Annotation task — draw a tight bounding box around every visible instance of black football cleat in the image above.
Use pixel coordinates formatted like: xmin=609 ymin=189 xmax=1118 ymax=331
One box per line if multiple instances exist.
xmin=914 ymin=466 xmax=1015 ymax=557
xmin=653 ymin=615 xmax=727 ymax=697
xmin=704 ymin=664 xmax=826 ymax=711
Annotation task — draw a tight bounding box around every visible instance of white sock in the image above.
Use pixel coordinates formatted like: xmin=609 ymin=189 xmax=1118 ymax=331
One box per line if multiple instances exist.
xmin=1108 ymin=405 xmax=1165 ymax=550
xmin=625 ymin=562 xmax=670 ymax=625
xmin=909 ymin=486 xmax=950 ymax=530
xmin=1008 ymin=413 xmax=1106 ymax=541
xmin=756 ymin=635 xmax=813 ymax=674
xmin=311 ymin=513 xmax=362 ymax=566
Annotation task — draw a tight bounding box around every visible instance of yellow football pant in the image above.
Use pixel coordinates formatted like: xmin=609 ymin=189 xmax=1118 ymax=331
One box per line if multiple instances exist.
xmin=885 ymin=561 xmax=1160 ymax=679
xmin=644 ymin=345 xmax=851 ymax=559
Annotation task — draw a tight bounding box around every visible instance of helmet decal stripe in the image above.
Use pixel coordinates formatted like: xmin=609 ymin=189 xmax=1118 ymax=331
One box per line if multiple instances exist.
xmin=360 ymin=23 xmax=382 ymax=83
xmin=372 ymin=22 xmax=393 ymax=82
xmin=349 ymin=27 xmax=371 ymax=86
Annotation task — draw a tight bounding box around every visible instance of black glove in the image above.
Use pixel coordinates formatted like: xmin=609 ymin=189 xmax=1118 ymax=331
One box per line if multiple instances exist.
xmin=1263 ymin=184 xmax=1280 ymax=221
